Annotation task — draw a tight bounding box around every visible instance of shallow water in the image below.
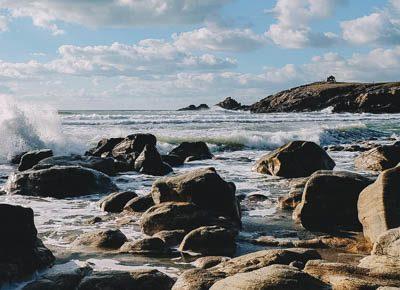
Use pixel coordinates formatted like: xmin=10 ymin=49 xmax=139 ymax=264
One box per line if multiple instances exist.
xmin=0 ymin=103 xmax=399 ymax=288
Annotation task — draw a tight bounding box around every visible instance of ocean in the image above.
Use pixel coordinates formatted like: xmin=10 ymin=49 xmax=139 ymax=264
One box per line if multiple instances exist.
xmin=1 ymin=99 xmax=400 ymax=287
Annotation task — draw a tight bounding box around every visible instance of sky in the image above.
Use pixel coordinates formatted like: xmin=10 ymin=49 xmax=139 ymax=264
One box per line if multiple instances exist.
xmin=0 ymin=0 xmax=399 ymax=109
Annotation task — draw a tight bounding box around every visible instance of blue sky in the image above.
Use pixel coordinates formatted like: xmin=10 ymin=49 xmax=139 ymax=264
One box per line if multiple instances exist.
xmin=0 ymin=0 xmax=399 ymax=109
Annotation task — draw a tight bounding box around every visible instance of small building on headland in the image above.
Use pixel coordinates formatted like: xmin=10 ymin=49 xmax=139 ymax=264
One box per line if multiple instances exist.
xmin=327 ymin=75 xmax=336 ymax=83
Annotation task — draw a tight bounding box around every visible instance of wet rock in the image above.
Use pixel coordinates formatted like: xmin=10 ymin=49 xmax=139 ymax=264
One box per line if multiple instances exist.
xmin=216 ymin=97 xmax=248 ymax=111
xmin=5 ymin=166 xmax=118 ymax=198
xmin=193 ymin=256 xmax=231 ymax=269
xmin=372 ymin=227 xmax=400 ymax=257
xmin=168 ymin=142 xmax=213 ymax=162
xmin=355 ymin=143 xmax=400 ymax=171
xmin=100 ymin=191 xmax=138 ymax=213
xmin=112 ymin=133 xmax=157 ymax=159
xmin=18 ymin=149 xmax=53 ymax=171
xmin=162 ymin=154 xmax=184 ymax=167
xmin=124 ymin=194 xmax=154 ymax=213
xmin=0 ymin=204 xmax=54 ymax=285
xmin=172 ymin=269 xmax=226 ymax=290
xmin=210 ymin=264 xmax=327 ymax=290
xmin=293 ymin=170 xmax=372 ymax=231
xmin=254 ymin=141 xmax=335 ymax=178
xmin=178 ymin=104 xmax=209 ymax=111
xmin=73 ymin=229 xmax=127 ymax=250
xmin=278 ymin=190 xmax=303 ymax=210
xmin=77 ymin=269 xmax=174 ymax=290
xmin=34 ymin=154 xmax=117 ymax=176
xmin=85 ymin=137 xmax=124 ymax=157
xmin=179 ymin=226 xmax=237 ymax=256
xmin=120 ymin=237 xmax=170 ymax=256
xmin=153 ymin=230 xmax=186 ymax=247
xmin=151 ymin=167 xmax=240 ymax=223
xmin=140 ymin=202 xmax=212 ymax=235
xmin=134 ymin=145 xmax=173 ymax=176
xmin=10 ymin=151 xmax=28 ymax=164
xmin=358 ymin=166 xmax=400 ymax=243
xmin=87 ymin=216 xmax=103 ymax=224
xmin=210 ymin=248 xmax=321 ymax=275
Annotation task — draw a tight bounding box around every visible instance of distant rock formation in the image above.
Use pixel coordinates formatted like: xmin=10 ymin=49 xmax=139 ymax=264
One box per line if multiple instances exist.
xmin=249 ymin=82 xmax=400 ymax=113
xmin=178 ymin=104 xmax=209 ymax=111
xmin=216 ymin=97 xmax=249 ymax=111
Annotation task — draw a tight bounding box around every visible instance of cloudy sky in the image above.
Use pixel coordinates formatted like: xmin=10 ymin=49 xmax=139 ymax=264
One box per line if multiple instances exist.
xmin=0 ymin=0 xmax=400 ymax=109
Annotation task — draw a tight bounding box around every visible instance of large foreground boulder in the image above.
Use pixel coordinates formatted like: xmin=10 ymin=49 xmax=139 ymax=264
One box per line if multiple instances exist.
xmin=210 ymin=264 xmax=327 ymax=290
xmin=151 ymin=167 xmax=240 ymax=223
xmin=168 ymin=142 xmax=213 ymax=162
xmin=293 ymin=170 xmax=372 ymax=231
xmin=355 ymin=142 xmax=400 ymax=171
xmin=5 ymin=166 xmax=117 ymax=198
xmin=34 ymin=154 xmax=116 ymax=176
xmin=0 ymin=204 xmax=54 ymax=285
xmin=85 ymin=137 xmax=124 ymax=157
xmin=134 ymin=145 xmax=173 ymax=176
xmin=254 ymin=141 xmax=335 ymax=178
xmin=358 ymin=166 xmax=400 ymax=243
xmin=18 ymin=149 xmax=53 ymax=171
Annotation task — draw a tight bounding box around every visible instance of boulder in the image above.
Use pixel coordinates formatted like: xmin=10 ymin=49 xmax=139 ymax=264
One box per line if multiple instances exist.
xmin=216 ymin=97 xmax=247 ymax=111
xmin=112 ymin=133 xmax=157 ymax=159
xmin=100 ymin=191 xmax=138 ymax=213
xmin=120 ymin=237 xmax=170 ymax=256
xmin=153 ymin=230 xmax=186 ymax=247
xmin=10 ymin=151 xmax=28 ymax=164
xmin=134 ymin=145 xmax=173 ymax=176
xmin=372 ymin=227 xmax=400 ymax=257
xmin=254 ymin=141 xmax=335 ymax=178
xmin=151 ymin=167 xmax=240 ymax=223
xmin=5 ymin=166 xmax=117 ymax=198
xmin=358 ymin=166 xmax=400 ymax=243
xmin=0 ymin=204 xmax=54 ymax=285
xmin=278 ymin=191 xmax=303 ymax=210
xmin=162 ymin=154 xmax=184 ymax=167
xmin=210 ymin=264 xmax=327 ymax=290
xmin=168 ymin=142 xmax=213 ymax=162
xmin=210 ymin=248 xmax=321 ymax=275
xmin=172 ymin=269 xmax=226 ymax=290
xmin=85 ymin=137 xmax=124 ymax=157
xmin=77 ymin=269 xmax=174 ymax=290
xmin=178 ymin=104 xmax=209 ymax=111
xmin=18 ymin=149 xmax=53 ymax=171
xmin=72 ymin=229 xmax=127 ymax=249
xmin=140 ymin=202 xmax=213 ymax=235
xmin=193 ymin=256 xmax=231 ymax=269
xmin=179 ymin=226 xmax=237 ymax=256
xmin=355 ymin=143 xmax=400 ymax=171
xmin=124 ymin=194 xmax=154 ymax=213
xmin=34 ymin=155 xmax=116 ymax=176
xmin=358 ymin=254 xmax=400 ymax=277
xmin=293 ymin=170 xmax=372 ymax=231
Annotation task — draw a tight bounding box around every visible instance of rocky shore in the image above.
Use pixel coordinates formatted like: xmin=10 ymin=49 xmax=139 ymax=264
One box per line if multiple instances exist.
xmin=1 ymin=133 xmax=400 ymax=289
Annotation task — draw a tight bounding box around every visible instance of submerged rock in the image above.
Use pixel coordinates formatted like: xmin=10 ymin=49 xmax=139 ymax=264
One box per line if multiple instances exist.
xmin=18 ymin=149 xmax=53 ymax=171
xmin=73 ymin=229 xmax=127 ymax=250
xmin=168 ymin=142 xmax=213 ymax=162
xmin=179 ymin=226 xmax=237 ymax=256
xmin=254 ymin=141 xmax=335 ymax=178
xmin=100 ymin=191 xmax=138 ymax=213
xmin=0 ymin=204 xmax=54 ymax=285
xmin=5 ymin=166 xmax=117 ymax=198
xmin=355 ymin=143 xmax=400 ymax=171
xmin=358 ymin=166 xmax=400 ymax=243
xmin=151 ymin=167 xmax=240 ymax=223
xmin=293 ymin=170 xmax=372 ymax=231
xmin=134 ymin=145 xmax=173 ymax=176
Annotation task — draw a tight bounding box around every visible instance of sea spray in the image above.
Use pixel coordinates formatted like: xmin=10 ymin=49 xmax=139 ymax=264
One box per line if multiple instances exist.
xmin=0 ymin=96 xmax=83 ymax=162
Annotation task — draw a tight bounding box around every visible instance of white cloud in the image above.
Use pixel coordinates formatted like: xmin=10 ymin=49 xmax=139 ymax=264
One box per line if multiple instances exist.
xmin=173 ymin=24 xmax=267 ymax=52
xmin=341 ymin=2 xmax=400 ymax=45
xmin=265 ymin=0 xmax=345 ymax=48
xmin=0 ymin=0 xmax=231 ymax=35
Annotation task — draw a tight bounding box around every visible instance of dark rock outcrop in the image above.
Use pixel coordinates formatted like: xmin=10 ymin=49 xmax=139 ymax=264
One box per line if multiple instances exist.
xmin=85 ymin=137 xmax=124 ymax=157
xmin=73 ymin=229 xmax=127 ymax=250
xmin=134 ymin=145 xmax=173 ymax=176
xmin=355 ymin=142 xmax=400 ymax=171
xmin=168 ymin=142 xmax=213 ymax=162
xmin=216 ymin=97 xmax=248 ymax=111
xmin=358 ymin=166 xmax=400 ymax=243
xmin=0 ymin=204 xmax=54 ymax=285
xmin=249 ymin=81 xmax=400 ymax=113
xmin=18 ymin=149 xmax=53 ymax=171
xmin=151 ymin=167 xmax=240 ymax=223
xmin=178 ymin=104 xmax=209 ymax=111
xmin=100 ymin=191 xmax=138 ymax=213
xmin=254 ymin=141 xmax=335 ymax=178
xmin=161 ymin=154 xmax=184 ymax=167
xmin=293 ymin=170 xmax=372 ymax=231
xmin=5 ymin=166 xmax=117 ymax=198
